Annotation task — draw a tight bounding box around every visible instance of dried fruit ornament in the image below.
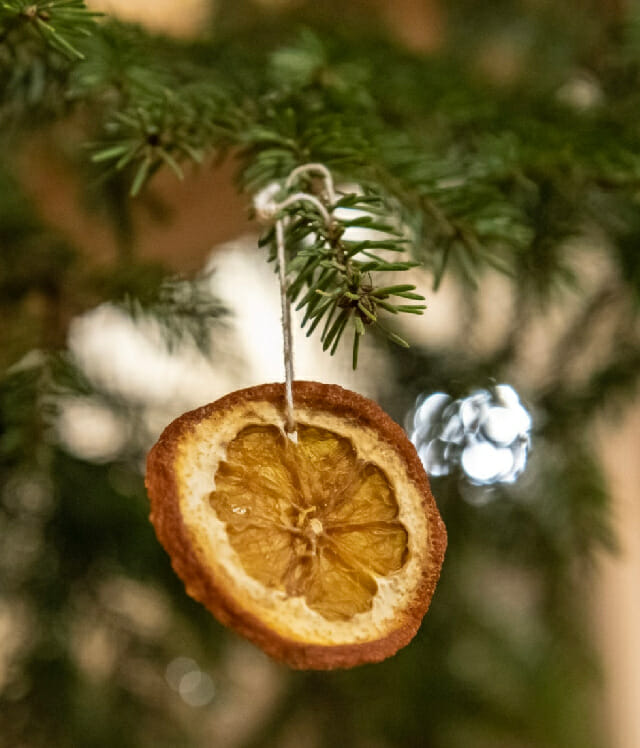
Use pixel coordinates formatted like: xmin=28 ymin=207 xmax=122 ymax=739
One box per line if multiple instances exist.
xmin=145 ymin=166 xmax=446 ymax=669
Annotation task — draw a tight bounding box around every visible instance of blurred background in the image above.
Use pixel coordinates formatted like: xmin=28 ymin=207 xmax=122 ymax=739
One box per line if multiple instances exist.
xmin=2 ymin=0 xmax=640 ymax=746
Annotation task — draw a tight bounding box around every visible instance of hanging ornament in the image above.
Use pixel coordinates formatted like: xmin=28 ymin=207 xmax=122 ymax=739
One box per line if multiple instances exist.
xmin=411 ymin=384 xmax=531 ymax=486
xmin=145 ymin=164 xmax=446 ymax=670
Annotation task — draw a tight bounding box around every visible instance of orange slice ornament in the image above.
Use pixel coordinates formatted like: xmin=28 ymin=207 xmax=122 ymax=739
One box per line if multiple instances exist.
xmin=146 ymin=381 xmax=446 ymax=669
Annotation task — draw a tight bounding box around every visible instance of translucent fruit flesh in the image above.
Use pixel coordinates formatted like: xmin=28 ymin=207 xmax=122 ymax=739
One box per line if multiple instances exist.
xmin=209 ymin=424 xmax=409 ymax=621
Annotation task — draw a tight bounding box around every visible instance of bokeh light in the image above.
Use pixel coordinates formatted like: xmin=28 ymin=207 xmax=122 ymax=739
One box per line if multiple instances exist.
xmin=411 ymin=384 xmax=532 ymax=486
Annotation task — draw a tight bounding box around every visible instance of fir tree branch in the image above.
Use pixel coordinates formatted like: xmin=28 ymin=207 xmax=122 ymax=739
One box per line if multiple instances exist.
xmin=259 ymin=181 xmax=426 ymax=366
xmin=4 ymin=8 xmax=640 ymax=367
xmin=119 ymin=275 xmax=226 ymax=355
xmin=0 ymin=0 xmax=100 ymax=60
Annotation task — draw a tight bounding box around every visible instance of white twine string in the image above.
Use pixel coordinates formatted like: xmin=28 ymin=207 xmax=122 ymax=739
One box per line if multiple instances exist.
xmin=275 ymin=218 xmax=296 ymax=434
xmin=276 ymin=192 xmax=332 ymax=227
xmin=254 ymin=164 xmax=336 ymax=437
xmin=285 ymin=163 xmax=337 ymax=204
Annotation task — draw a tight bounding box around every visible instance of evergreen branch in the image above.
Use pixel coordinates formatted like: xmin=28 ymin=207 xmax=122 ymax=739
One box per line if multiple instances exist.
xmin=0 ymin=1 xmax=100 ymax=128
xmin=119 ymin=275 xmax=226 ymax=355
xmin=0 ymin=0 xmax=99 ymax=60
xmin=261 ymin=183 xmax=426 ymax=367
xmin=90 ymin=86 xmax=237 ymax=195
xmin=5 ymin=9 xmax=640 ymax=316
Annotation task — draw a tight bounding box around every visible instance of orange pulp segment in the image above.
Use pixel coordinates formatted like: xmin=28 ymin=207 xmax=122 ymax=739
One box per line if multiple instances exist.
xmin=210 ymin=424 xmax=409 ymax=621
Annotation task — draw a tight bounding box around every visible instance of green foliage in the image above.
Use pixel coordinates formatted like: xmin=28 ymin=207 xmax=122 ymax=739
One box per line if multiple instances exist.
xmin=258 ymin=185 xmax=425 ymax=366
xmin=4 ymin=5 xmax=640 ymax=358
xmin=119 ymin=275 xmax=227 ymax=355
xmin=0 ymin=0 xmax=99 ymax=125
xmin=2 ymin=2 xmax=640 ymax=747
xmin=0 ymin=1 xmax=99 ymax=60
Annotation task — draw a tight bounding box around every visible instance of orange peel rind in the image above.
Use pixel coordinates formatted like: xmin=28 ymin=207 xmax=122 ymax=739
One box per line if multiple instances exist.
xmin=145 ymin=381 xmax=447 ymax=669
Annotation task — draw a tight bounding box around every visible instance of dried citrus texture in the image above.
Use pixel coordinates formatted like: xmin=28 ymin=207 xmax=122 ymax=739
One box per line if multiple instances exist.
xmin=146 ymin=382 xmax=446 ymax=670
xmin=210 ymin=423 xmax=408 ymax=621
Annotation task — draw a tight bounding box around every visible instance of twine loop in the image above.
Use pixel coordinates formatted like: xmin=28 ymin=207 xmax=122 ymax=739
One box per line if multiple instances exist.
xmin=253 ymin=164 xmax=336 ymax=435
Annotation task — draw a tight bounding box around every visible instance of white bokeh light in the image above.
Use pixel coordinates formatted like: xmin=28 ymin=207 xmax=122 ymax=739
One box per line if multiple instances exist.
xmin=411 ymin=384 xmax=532 ymax=486
xmin=56 ymin=397 xmax=129 ymax=463
xmin=178 ymin=669 xmax=216 ymax=707
xmin=165 ymin=656 xmax=215 ymax=707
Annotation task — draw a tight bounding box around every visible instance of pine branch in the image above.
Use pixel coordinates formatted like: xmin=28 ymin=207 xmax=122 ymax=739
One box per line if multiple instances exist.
xmin=259 ymin=184 xmax=425 ymax=367
xmin=0 ymin=0 xmax=99 ymax=60
xmin=119 ymin=275 xmax=226 ymax=355
xmin=0 ymin=0 xmax=100 ymax=127
xmin=3 ymin=9 xmax=640 ymax=364
xmin=91 ymin=92 xmax=208 ymax=197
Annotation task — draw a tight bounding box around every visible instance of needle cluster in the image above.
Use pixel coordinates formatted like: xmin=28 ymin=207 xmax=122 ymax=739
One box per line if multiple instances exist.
xmin=259 ymin=187 xmax=425 ymax=367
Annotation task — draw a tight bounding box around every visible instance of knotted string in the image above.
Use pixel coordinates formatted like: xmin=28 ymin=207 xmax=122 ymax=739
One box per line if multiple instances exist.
xmin=254 ymin=164 xmax=336 ymax=437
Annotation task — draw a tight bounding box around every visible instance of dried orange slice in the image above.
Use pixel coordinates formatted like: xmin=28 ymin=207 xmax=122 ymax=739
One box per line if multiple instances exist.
xmin=146 ymin=382 xmax=446 ymax=669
